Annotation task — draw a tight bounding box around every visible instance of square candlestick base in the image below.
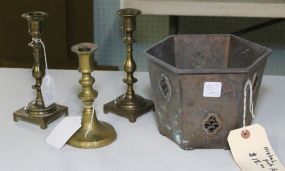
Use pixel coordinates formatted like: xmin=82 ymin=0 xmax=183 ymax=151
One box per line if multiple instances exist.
xmin=103 ymin=94 xmax=155 ymax=123
xmin=13 ymin=104 xmax=68 ymax=129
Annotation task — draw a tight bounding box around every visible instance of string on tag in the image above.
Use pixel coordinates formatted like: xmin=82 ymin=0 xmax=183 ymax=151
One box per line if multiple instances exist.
xmin=242 ymin=79 xmax=255 ymax=132
xmin=30 ymin=38 xmax=49 ymax=74
xmin=84 ymin=103 xmax=95 ymax=138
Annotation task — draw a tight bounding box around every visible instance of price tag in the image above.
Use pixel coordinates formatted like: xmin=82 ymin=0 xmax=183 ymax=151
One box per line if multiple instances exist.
xmin=41 ymin=74 xmax=57 ymax=107
xmin=228 ymin=124 xmax=285 ymax=171
xmin=46 ymin=116 xmax=81 ymax=149
xmin=203 ymin=82 xmax=222 ymax=97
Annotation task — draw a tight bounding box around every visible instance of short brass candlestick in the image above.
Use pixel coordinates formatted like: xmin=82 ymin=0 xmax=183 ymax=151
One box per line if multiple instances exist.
xmin=103 ymin=8 xmax=154 ymax=123
xmin=67 ymin=43 xmax=116 ymax=149
xmin=13 ymin=11 xmax=68 ymax=129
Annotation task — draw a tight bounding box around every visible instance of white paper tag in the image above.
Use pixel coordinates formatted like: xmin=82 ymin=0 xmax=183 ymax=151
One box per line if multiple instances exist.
xmin=46 ymin=116 xmax=81 ymax=149
xmin=41 ymin=74 xmax=57 ymax=107
xmin=203 ymin=82 xmax=222 ymax=97
xmin=228 ymin=124 xmax=285 ymax=171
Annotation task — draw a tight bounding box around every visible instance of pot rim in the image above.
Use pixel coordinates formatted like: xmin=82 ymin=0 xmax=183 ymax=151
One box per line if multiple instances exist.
xmin=144 ymin=34 xmax=271 ymax=75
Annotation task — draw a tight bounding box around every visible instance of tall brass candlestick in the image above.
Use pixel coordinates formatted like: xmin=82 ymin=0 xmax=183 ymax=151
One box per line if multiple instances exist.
xmin=103 ymin=8 xmax=154 ymax=122
xmin=67 ymin=43 xmax=116 ymax=148
xmin=13 ymin=11 xmax=68 ymax=129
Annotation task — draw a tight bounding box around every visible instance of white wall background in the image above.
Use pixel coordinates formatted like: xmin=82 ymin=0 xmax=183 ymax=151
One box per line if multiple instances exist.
xmin=94 ymin=0 xmax=285 ymax=75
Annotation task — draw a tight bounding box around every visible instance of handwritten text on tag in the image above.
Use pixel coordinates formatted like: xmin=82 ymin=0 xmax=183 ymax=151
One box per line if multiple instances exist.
xmin=41 ymin=74 xmax=57 ymax=107
xmin=228 ymin=124 xmax=285 ymax=171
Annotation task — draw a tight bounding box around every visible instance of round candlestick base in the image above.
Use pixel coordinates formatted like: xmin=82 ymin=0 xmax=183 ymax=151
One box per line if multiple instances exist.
xmin=67 ymin=121 xmax=116 ymax=149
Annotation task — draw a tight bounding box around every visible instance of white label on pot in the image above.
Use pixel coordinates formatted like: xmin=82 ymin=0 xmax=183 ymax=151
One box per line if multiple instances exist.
xmin=203 ymin=82 xmax=222 ymax=97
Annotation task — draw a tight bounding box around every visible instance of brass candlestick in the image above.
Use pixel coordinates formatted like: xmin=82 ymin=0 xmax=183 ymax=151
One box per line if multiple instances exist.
xmin=103 ymin=8 xmax=154 ymax=123
xmin=67 ymin=43 xmax=116 ymax=149
xmin=13 ymin=11 xmax=68 ymax=129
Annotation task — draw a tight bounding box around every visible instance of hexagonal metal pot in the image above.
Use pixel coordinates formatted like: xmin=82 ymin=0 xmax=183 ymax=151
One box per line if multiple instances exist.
xmin=145 ymin=34 xmax=271 ymax=150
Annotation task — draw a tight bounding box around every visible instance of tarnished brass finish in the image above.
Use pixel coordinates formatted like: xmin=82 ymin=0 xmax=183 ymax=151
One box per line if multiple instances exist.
xmin=67 ymin=43 xmax=116 ymax=148
xmin=13 ymin=11 xmax=68 ymax=129
xmin=103 ymin=8 xmax=154 ymax=123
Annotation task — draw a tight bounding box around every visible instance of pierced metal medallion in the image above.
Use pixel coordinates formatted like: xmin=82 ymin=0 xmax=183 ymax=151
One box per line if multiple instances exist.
xmin=159 ymin=73 xmax=172 ymax=100
xmin=202 ymin=113 xmax=222 ymax=135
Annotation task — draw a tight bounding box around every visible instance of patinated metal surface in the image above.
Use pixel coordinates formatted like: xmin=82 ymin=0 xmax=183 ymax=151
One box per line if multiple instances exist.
xmin=145 ymin=34 xmax=271 ymax=149
xmin=103 ymin=8 xmax=154 ymax=123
